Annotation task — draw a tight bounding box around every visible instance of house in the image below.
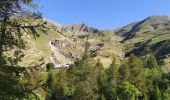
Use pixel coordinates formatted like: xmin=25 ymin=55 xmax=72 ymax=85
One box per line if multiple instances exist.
xmin=54 ymin=64 xmax=70 ymax=69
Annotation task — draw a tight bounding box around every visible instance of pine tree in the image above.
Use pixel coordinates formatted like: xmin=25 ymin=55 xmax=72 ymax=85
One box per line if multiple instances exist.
xmin=51 ymin=68 xmax=69 ymax=100
xmin=117 ymin=82 xmax=142 ymax=100
xmin=118 ymin=62 xmax=130 ymax=81
xmin=128 ymin=54 xmax=147 ymax=93
xmin=116 ymin=96 xmax=120 ymax=100
xmin=143 ymin=93 xmax=149 ymax=100
xmin=145 ymin=54 xmax=163 ymax=91
xmin=163 ymin=87 xmax=170 ymax=100
xmin=46 ymin=62 xmax=55 ymax=71
xmin=154 ymin=85 xmax=162 ymax=100
xmin=100 ymin=57 xmax=119 ymax=100
xmin=95 ymin=59 xmax=104 ymax=75
xmin=147 ymin=54 xmax=159 ymax=69
xmin=95 ymin=59 xmax=105 ymax=100
xmin=0 ymin=0 xmax=45 ymax=99
xmin=106 ymin=57 xmax=119 ymax=85
xmin=73 ymin=41 xmax=100 ymax=100
xmin=47 ymin=70 xmax=57 ymax=90
xmin=101 ymin=93 xmax=106 ymax=100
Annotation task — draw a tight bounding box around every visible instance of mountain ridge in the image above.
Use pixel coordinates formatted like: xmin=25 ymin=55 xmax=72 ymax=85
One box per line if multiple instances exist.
xmin=22 ymin=15 xmax=170 ymax=71
xmin=45 ymin=15 xmax=170 ymax=38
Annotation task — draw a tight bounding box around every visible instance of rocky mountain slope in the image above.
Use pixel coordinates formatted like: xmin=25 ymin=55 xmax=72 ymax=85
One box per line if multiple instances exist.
xmin=116 ymin=15 xmax=170 ymax=71
xmin=20 ymin=16 xmax=170 ymax=71
xmin=20 ymin=20 xmax=123 ymax=68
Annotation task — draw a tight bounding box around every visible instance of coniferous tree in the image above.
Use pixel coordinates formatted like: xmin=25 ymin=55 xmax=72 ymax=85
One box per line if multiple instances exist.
xmin=47 ymin=70 xmax=57 ymax=90
xmin=46 ymin=62 xmax=55 ymax=71
xmin=147 ymin=54 xmax=159 ymax=69
xmin=143 ymin=93 xmax=149 ymax=100
xmin=153 ymin=85 xmax=162 ymax=100
xmin=102 ymin=57 xmax=119 ymax=100
xmin=0 ymin=0 xmax=45 ymax=99
xmin=128 ymin=54 xmax=147 ymax=94
xmin=73 ymin=41 xmax=100 ymax=100
xmin=99 ymin=69 xmax=111 ymax=100
xmin=117 ymin=81 xmax=142 ymax=100
xmin=95 ymin=59 xmax=105 ymax=100
xmin=101 ymin=93 xmax=106 ymax=100
xmin=118 ymin=61 xmax=130 ymax=81
xmin=145 ymin=54 xmax=163 ymax=93
xmin=163 ymin=87 xmax=170 ymax=100
xmin=106 ymin=57 xmax=119 ymax=85
xmin=95 ymin=59 xmax=104 ymax=77
xmin=50 ymin=68 xmax=69 ymax=100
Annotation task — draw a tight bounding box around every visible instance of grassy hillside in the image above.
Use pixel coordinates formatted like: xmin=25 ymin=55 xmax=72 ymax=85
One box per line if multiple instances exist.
xmin=116 ymin=16 xmax=170 ymax=71
xmin=20 ymin=16 xmax=170 ymax=70
xmin=19 ymin=22 xmax=124 ymax=68
xmin=19 ymin=29 xmax=63 ymax=66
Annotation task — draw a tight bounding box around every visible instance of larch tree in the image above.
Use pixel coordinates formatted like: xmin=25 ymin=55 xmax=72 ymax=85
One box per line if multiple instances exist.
xmin=73 ymin=41 xmax=100 ymax=100
xmin=118 ymin=61 xmax=130 ymax=81
xmin=0 ymin=0 xmax=46 ymax=99
xmin=128 ymin=54 xmax=147 ymax=94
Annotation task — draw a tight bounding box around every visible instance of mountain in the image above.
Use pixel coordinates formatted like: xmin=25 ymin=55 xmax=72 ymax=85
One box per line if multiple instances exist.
xmin=116 ymin=16 xmax=170 ymax=40
xmin=46 ymin=20 xmax=102 ymax=33
xmin=46 ymin=20 xmax=114 ymax=37
xmin=20 ymin=15 xmax=170 ymax=71
xmin=20 ymin=20 xmax=123 ymax=68
xmin=116 ymin=15 xmax=170 ymax=71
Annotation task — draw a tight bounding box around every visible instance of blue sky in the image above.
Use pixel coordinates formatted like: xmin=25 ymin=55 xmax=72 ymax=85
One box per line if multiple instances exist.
xmin=38 ymin=0 xmax=170 ymax=29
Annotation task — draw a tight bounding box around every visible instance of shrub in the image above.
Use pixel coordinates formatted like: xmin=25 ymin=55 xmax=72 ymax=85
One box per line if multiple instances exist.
xmin=46 ymin=62 xmax=55 ymax=71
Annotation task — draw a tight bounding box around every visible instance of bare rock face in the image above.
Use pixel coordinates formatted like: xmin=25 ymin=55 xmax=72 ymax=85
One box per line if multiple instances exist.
xmin=45 ymin=19 xmax=63 ymax=32
xmin=51 ymin=39 xmax=73 ymax=48
xmin=62 ymin=24 xmax=102 ymax=34
xmin=51 ymin=38 xmax=83 ymax=59
xmin=46 ymin=20 xmax=105 ymax=36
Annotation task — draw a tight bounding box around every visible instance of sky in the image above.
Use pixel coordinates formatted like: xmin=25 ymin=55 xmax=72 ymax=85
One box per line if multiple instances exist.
xmin=37 ymin=0 xmax=170 ymax=29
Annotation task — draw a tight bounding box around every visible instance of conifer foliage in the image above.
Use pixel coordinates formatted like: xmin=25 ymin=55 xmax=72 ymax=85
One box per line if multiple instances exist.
xmin=44 ymin=44 xmax=170 ymax=100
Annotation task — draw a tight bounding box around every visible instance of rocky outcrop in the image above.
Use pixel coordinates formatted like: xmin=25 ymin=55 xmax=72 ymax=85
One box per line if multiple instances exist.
xmin=51 ymin=39 xmax=74 ymax=48
xmin=50 ymin=38 xmax=83 ymax=60
xmin=62 ymin=24 xmax=102 ymax=34
xmin=45 ymin=19 xmax=63 ymax=32
xmin=46 ymin=21 xmax=107 ymax=36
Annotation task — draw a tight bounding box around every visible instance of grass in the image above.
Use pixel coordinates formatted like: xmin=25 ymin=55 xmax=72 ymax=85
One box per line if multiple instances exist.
xmin=91 ymin=35 xmax=124 ymax=68
xmin=95 ymin=56 xmax=113 ymax=68
xmin=18 ymin=27 xmax=124 ymax=68
xmin=19 ymin=29 xmax=62 ymax=66
xmin=149 ymin=34 xmax=170 ymax=45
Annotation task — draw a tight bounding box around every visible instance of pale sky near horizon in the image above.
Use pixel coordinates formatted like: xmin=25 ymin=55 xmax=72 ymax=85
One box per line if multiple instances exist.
xmin=38 ymin=0 xmax=170 ymax=29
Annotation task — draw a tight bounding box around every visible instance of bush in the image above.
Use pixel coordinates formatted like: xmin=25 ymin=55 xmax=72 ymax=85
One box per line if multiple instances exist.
xmin=46 ymin=62 xmax=55 ymax=71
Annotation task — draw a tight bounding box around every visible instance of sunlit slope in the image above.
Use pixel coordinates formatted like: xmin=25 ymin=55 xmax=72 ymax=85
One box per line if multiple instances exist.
xmin=19 ymin=16 xmax=170 ymax=70
xmin=20 ymin=29 xmax=63 ymax=66
xmin=116 ymin=16 xmax=170 ymax=71
xmin=19 ymin=23 xmax=124 ymax=68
